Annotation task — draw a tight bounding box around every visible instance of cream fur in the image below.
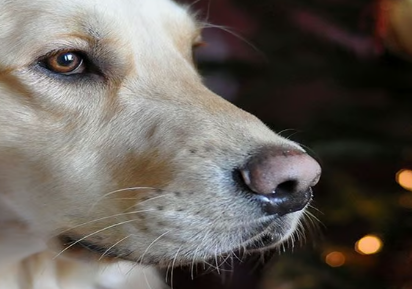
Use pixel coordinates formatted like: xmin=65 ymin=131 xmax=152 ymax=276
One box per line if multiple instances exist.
xmin=0 ymin=0 xmax=312 ymax=288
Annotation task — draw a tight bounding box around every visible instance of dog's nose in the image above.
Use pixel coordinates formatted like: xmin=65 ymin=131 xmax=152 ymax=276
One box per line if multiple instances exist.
xmin=240 ymin=147 xmax=321 ymax=216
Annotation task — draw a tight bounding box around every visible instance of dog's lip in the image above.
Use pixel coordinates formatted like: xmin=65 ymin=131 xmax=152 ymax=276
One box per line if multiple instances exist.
xmin=58 ymin=235 xmax=127 ymax=260
xmin=58 ymin=235 xmax=161 ymax=264
xmin=58 ymin=216 xmax=282 ymax=263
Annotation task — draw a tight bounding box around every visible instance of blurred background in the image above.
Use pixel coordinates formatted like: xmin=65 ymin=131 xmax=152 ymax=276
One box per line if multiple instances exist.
xmin=169 ymin=0 xmax=412 ymax=288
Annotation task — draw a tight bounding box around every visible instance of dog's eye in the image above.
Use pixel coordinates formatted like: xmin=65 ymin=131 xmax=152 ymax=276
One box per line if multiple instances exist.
xmin=41 ymin=51 xmax=85 ymax=75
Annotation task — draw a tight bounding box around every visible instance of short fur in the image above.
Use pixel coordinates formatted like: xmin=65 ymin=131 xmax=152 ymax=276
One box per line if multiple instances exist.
xmin=0 ymin=0 xmax=313 ymax=288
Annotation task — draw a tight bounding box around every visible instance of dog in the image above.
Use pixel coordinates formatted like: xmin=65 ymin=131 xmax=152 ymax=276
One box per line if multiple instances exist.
xmin=0 ymin=0 xmax=321 ymax=288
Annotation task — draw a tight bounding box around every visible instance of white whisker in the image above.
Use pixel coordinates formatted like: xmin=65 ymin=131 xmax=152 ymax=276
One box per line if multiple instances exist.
xmin=54 ymin=217 xmax=143 ymax=259
xmin=54 ymin=209 xmax=155 ymax=237
xmin=190 ymin=243 xmax=201 ymax=280
xmin=143 ymin=269 xmax=154 ymax=289
xmin=119 ymin=192 xmax=176 ymax=214
xmin=139 ymin=230 xmax=171 ymax=265
xmin=89 ymin=186 xmax=157 ymax=213
xmin=170 ymin=246 xmax=182 ymax=289
xmin=214 ymin=245 xmax=220 ymax=275
xmin=165 ymin=260 xmax=172 ymax=284
xmin=186 ymin=0 xmax=202 ymax=10
xmin=98 ymin=235 xmax=132 ymax=261
xmin=308 ymin=204 xmax=324 ymax=215
xmin=200 ymin=23 xmax=266 ymax=59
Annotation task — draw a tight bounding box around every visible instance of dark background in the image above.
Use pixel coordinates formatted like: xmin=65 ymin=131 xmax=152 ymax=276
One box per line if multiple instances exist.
xmin=169 ymin=0 xmax=412 ymax=288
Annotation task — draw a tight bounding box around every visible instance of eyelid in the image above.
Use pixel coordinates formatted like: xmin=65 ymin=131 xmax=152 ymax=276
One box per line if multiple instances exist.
xmin=38 ymin=49 xmax=86 ymax=63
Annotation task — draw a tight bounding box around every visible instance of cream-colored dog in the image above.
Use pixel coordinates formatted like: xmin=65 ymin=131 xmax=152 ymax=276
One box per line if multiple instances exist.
xmin=0 ymin=0 xmax=321 ymax=288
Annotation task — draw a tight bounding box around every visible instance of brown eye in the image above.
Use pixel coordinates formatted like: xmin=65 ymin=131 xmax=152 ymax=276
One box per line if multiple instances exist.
xmin=43 ymin=51 xmax=85 ymax=75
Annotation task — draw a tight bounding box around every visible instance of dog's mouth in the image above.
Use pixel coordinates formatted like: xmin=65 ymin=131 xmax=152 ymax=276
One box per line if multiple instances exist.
xmin=57 ymin=235 xmax=132 ymax=261
xmin=57 ymin=231 xmax=280 ymax=265
xmin=57 ymin=213 xmax=295 ymax=264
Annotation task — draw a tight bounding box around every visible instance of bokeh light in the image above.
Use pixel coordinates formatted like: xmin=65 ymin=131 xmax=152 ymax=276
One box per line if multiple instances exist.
xmin=355 ymin=235 xmax=383 ymax=255
xmin=325 ymin=251 xmax=346 ymax=267
xmin=396 ymin=169 xmax=412 ymax=191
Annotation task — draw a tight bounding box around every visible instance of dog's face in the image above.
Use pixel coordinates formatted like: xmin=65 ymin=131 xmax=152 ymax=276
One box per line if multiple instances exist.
xmin=0 ymin=0 xmax=321 ymax=267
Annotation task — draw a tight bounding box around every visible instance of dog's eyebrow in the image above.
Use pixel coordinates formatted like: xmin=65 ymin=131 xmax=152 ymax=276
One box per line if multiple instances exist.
xmin=57 ymin=33 xmax=98 ymax=44
xmin=53 ymin=28 xmax=117 ymax=50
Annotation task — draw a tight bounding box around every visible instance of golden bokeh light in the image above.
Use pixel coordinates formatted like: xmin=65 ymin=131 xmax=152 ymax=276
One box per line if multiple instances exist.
xmin=355 ymin=235 xmax=383 ymax=255
xmin=325 ymin=251 xmax=346 ymax=267
xmin=396 ymin=169 xmax=412 ymax=191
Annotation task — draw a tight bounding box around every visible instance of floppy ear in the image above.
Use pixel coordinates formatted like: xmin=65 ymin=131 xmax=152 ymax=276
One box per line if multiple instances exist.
xmin=377 ymin=0 xmax=412 ymax=58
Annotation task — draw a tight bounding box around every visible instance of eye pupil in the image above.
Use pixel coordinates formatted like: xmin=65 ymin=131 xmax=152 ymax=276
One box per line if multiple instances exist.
xmin=57 ymin=53 xmax=76 ymax=67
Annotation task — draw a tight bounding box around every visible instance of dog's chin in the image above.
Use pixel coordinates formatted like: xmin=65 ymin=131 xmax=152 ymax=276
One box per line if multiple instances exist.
xmin=51 ymin=234 xmax=276 ymax=267
xmin=51 ymin=213 xmax=301 ymax=266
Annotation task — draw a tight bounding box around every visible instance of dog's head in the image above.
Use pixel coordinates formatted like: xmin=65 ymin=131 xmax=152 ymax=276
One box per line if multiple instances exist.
xmin=0 ymin=0 xmax=321 ymax=266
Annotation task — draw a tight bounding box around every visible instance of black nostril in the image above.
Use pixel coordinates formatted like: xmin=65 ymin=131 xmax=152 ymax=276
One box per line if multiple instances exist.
xmin=276 ymin=180 xmax=299 ymax=195
xmin=238 ymin=146 xmax=321 ymax=216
